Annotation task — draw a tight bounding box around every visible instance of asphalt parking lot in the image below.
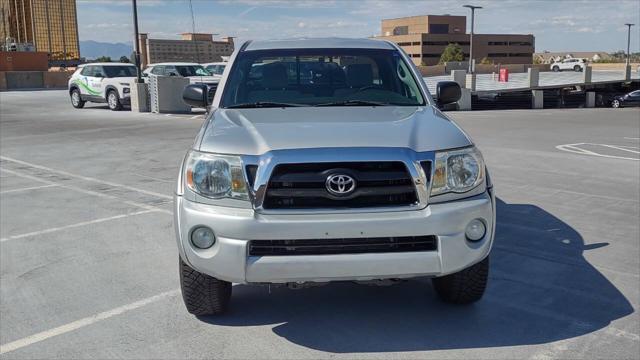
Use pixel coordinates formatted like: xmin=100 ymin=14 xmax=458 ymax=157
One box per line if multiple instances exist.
xmin=1 ymin=90 xmax=638 ymax=359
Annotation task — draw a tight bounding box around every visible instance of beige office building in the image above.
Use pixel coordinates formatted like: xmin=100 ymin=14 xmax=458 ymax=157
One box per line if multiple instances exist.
xmin=376 ymin=15 xmax=534 ymax=66
xmin=138 ymin=33 xmax=234 ymax=68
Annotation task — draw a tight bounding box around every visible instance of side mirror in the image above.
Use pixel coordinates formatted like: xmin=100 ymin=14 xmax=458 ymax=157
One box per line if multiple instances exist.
xmin=169 ymin=72 xmax=177 ymax=77
xmin=182 ymin=84 xmax=208 ymax=108
xmin=436 ymin=81 xmax=461 ymax=106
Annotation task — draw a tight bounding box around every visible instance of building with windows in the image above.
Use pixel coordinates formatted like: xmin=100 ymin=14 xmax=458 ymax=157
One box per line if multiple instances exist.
xmin=0 ymin=0 xmax=80 ymax=66
xmin=376 ymin=15 xmax=534 ymax=66
xmin=138 ymin=33 xmax=234 ymax=68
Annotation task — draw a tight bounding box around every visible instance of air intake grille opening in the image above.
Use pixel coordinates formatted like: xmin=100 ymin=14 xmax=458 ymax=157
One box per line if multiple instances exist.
xmin=263 ymin=162 xmax=418 ymax=209
xmin=248 ymin=235 xmax=438 ymax=256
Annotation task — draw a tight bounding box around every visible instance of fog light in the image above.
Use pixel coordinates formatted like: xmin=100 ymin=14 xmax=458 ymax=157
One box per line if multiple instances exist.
xmin=191 ymin=226 xmax=215 ymax=249
xmin=465 ymin=219 xmax=486 ymax=241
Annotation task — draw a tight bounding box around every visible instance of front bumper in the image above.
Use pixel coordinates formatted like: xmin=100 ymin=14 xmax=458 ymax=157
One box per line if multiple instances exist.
xmin=174 ymin=190 xmax=495 ymax=284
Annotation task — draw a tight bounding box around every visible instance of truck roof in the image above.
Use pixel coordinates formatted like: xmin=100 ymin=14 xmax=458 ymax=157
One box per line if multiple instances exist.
xmin=244 ymin=38 xmax=396 ymax=51
xmin=146 ymin=62 xmax=202 ymax=66
xmin=78 ymin=62 xmax=136 ymax=67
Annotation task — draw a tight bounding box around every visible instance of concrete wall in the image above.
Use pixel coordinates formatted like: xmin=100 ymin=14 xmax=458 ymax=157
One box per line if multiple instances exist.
xmin=590 ymin=63 xmax=640 ymax=71
xmin=0 ymin=52 xmax=49 ymax=71
xmin=0 ymin=71 xmax=72 ymax=90
xmin=43 ymin=71 xmax=73 ymax=89
xmin=417 ymin=63 xmax=549 ymax=76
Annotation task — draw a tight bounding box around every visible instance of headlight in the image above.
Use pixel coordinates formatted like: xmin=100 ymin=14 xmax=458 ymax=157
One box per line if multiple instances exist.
xmin=431 ymin=147 xmax=485 ymax=196
xmin=184 ymin=151 xmax=248 ymax=200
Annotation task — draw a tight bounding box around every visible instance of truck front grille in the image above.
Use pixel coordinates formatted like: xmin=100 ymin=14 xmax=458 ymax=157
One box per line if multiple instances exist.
xmin=248 ymin=236 xmax=438 ymax=256
xmin=263 ymin=162 xmax=418 ymax=209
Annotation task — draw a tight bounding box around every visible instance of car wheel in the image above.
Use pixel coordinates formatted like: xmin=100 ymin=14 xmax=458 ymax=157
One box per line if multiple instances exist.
xmin=432 ymin=256 xmax=489 ymax=304
xmin=107 ymin=90 xmax=123 ymax=111
xmin=552 ymin=66 xmax=560 ymax=72
xmin=574 ymin=65 xmax=582 ymax=72
xmin=179 ymin=257 xmax=231 ymax=316
xmin=612 ymin=99 xmax=621 ymax=108
xmin=70 ymin=88 xmax=85 ymax=109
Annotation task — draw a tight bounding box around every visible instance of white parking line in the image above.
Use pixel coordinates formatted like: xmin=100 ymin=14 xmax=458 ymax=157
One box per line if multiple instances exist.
xmin=598 ymin=144 xmax=640 ymax=154
xmin=0 ymin=289 xmax=180 ymax=355
xmin=0 ymin=156 xmax=172 ymax=200
xmin=0 ymin=168 xmax=171 ymax=215
xmin=556 ymin=143 xmax=640 ymax=161
xmin=0 ymin=210 xmax=156 ymax=243
xmin=0 ymin=184 xmax=59 ymax=194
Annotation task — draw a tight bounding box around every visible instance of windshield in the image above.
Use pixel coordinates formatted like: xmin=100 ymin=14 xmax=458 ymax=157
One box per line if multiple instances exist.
xmin=220 ymin=48 xmax=425 ymax=108
xmin=176 ymin=65 xmax=210 ymax=77
xmin=206 ymin=64 xmax=226 ymax=75
xmin=103 ymin=65 xmax=137 ymax=78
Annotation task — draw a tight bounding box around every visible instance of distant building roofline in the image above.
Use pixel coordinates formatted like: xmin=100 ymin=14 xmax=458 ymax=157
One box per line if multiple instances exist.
xmin=381 ymin=14 xmax=466 ymax=21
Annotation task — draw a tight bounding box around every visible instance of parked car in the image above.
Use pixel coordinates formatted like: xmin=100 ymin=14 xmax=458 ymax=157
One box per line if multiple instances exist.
xmin=143 ymin=62 xmax=219 ymax=86
xmin=143 ymin=62 xmax=219 ymax=106
xmin=611 ymin=90 xmax=640 ymax=108
xmin=551 ymin=58 xmax=586 ymax=72
xmin=68 ymin=63 xmax=137 ymax=111
xmin=176 ymin=38 xmax=495 ymax=315
xmin=202 ymin=62 xmax=227 ymax=77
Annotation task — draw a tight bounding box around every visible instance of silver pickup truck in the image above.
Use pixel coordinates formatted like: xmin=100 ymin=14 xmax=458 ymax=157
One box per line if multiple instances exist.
xmin=175 ymin=38 xmax=495 ymax=315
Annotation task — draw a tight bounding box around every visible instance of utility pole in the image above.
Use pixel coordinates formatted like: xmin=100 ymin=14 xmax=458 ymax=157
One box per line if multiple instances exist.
xmin=131 ymin=0 xmax=142 ymax=83
xmin=463 ymin=4 xmax=482 ymax=74
xmin=624 ymin=23 xmax=635 ymax=66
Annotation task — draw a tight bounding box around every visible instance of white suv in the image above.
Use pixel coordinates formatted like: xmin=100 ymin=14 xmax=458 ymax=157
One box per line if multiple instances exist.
xmin=551 ymin=58 xmax=586 ymax=72
xmin=175 ymin=38 xmax=495 ymax=316
xmin=68 ymin=63 xmax=137 ymax=111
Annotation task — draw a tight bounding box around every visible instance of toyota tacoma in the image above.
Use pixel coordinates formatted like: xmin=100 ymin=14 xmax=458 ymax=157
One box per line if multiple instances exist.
xmin=175 ymin=38 xmax=495 ymax=315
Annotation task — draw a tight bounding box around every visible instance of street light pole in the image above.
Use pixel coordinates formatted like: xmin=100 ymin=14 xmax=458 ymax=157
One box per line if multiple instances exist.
xmin=131 ymin=0 xmax=142 ymax=83
xmin=463 ymin=4 xmax=482 ymax=74
xmin=624 ymin=23 xmax=635 ymax=66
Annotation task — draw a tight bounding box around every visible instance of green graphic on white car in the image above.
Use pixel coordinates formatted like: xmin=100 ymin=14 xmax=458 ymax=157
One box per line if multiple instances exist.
xmin=68 ymin=63 xmax=137 ymax=111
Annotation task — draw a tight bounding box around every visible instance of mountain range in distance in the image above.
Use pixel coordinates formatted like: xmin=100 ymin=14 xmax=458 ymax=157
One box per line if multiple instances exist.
xmin=80 ymin=40 xmax=133 ymax=60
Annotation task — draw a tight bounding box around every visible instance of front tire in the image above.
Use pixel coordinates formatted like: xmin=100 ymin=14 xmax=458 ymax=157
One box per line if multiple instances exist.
xmin=432 ymin=256 xmax=489 ymax=304
xmin=574 ymin=65 xmax=582 ymax=72
xmin=70 ymin=88 xmax=85 ymax=109
xmin=612 ymin=99 xmax=621 ymax=108
xmin=179 ymin=257 xmax=231 ymax=316
xmin=107 ymin=90 xmax=123 ymax=111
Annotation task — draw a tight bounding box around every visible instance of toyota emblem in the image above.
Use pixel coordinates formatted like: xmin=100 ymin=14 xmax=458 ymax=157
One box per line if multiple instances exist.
xmin=325 ymin=174 xmax=356 ymax=196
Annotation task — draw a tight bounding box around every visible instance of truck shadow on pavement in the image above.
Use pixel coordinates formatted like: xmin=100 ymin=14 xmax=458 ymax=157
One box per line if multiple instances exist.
xmin=200 ymin=198 xmax=633 ymax=352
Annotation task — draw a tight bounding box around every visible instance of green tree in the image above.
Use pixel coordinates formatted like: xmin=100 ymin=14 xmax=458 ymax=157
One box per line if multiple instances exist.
xmin=94 ymin=56 xmax=112 ymax=62
xmin=438 ymin=43 xmax=465 ymax=65
xmin=480 ymin=56 xmax=492 ymax=65
xmin=119 ymin=56 xmax=130 ymax=63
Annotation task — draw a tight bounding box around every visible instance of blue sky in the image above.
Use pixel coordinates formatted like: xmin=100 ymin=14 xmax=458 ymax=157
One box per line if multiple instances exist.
xmin=77 ymin=0 xmax=640 ymax=53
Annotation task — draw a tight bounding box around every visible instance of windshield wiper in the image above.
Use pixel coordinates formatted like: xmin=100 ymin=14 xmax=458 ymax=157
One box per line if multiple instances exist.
xmin=314 ymin=99 xmax=388 ymax=107
xmin=226 ymin=102 xmax=306 ymax=109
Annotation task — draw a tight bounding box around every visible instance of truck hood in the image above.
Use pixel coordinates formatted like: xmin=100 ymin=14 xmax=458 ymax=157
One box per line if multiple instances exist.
xmin=198 ymin=106 xmax=473 ymax=155
xmin=188 ymin=76 xmax=219 ymax=84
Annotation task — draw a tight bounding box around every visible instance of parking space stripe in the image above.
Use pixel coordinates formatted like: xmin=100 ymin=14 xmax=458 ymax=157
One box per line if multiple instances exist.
xmin=0 ymin=168 xmax=172 ymax=215
xmin=598 ymin=144 xmax=640 ymax=154
xmin=0 ymin=289 xmax=180 ymax=355
xmin=0 ymin=156 xmax=172 ymax=200
xmin=0 ymin=184 xmax=59 ymax=194
xmin=556 ymin=143 xmax=640 ymax=161
xmin=0 ymin=210 xmax=156 ymax=243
